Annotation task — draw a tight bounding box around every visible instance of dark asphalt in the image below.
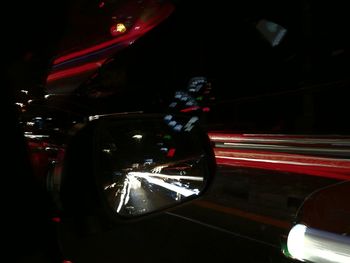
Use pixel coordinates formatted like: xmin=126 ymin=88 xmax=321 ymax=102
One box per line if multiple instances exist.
xmin=57 ymin=165 xmax=340 ymax=263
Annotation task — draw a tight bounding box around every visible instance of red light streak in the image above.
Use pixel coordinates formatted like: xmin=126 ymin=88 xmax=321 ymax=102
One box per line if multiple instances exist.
xmin=208 ymin=133 xmax=350 ymax=144
xmin=47 ymin=59 xmax=106 ymax=82
xmin=52 ymin=217 xmax=61 ymax=223
xmin=202 ymin=107 xmax=210 ymax=112
xmin=167 ymin=148 xmax=176 ymax=158
xmin=180 ymin=106 xmax=201 ymax=113
xmin=214 ymin=148 xmax=350 ymax=180
xmin=208 ymin=133 xmax=350 ymax=180
xmin=53 ymin=3 xmax=174 ymax=65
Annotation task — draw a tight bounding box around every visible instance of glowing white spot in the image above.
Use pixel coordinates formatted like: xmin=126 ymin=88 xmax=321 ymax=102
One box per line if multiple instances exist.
xmin=132 ymin=134 xmax=142 ymax=140
xmin=287 ymin=224 xmax=350 ymax=263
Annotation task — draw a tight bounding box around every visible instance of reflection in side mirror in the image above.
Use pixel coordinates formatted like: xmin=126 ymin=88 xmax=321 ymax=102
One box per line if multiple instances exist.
xmin=94 ymin=114 xmax=215 ymax=218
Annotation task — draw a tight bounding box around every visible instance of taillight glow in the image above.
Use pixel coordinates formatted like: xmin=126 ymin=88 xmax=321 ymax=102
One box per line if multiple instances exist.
xmin=47 ymin=59 xmax=106 ymax=82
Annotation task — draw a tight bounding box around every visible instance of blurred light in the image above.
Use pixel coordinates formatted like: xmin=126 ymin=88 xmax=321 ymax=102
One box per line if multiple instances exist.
xmin=202 ymin=107 xmax=210 ymax=112
xmin=129 ymin=172 xmax=200 ymax=197
xmin=45 ymin=147 xmax=59 ymax=151
xmin=116 ymin=23 xmax=127 ymax=33
xmin=174 ymin=124 xmax=183 ymax=132
xmin=117 ymin=177 xmax=131 ymax=212
xmin=98 ymin=1 xmax=105 ymax=8
xmin=133 ymin=171 xmax=203 ymax=182
xmin=169 ymin=121 xmax=177 ymax=127
xmin=24 ymin=134 xmax=49 ymax=139
xmin=102 ymin=149 xmax=111 ymax=154
xmin=167 ymin=148 xmax=176 ymax=157
xmin=52 ymin=217 xmax=61 ymax=223
xmin=111 ymin=23 xmax=127 ymax=36
xmin=15 ymin=102 xmax=24 ymax=108
xmin=151 ymin=165 xmax=166 ymax=173
xmin=89 ymin=115 xmax=99 ymax=121
xmin=287 ymin=224 xmax=350 ymax=263
xmin=44 ymin=94 xmax=50 ymax=99
xmin=26 ymin=122 xmax=35 ymax=126
xmin=20 ymin=90 xmax=28 ymax=94
xmin=184 ymin=116 xmax=199 ymax=132
xmin=180 ymin=106 xmax=201 ymax=113
xmin=129 ymin=175 xmax=141 ymax=189
xmin=47 ymin=60 xmax=106 ymax=82
xmin=27 ymin=99 xmax=33 ymax=104
xmin=104 ymin=183 xmax=116 ymax=190
xmin=164 ymin=115 xmax=173 ymax=121
xmin=53 ymin=2 xmax=175 ymax=65
xmin=132 ymin=134 xmax=143 ymax=140
xmin=144 ymin=159 xmax=153 ymax=165
xmin=287 ymin=224 xmax=307 ymax=261
xmin=175 ymin=92 xmax=182 ymax=99
xmin=213 ymin=147 xmax=350 ymax=181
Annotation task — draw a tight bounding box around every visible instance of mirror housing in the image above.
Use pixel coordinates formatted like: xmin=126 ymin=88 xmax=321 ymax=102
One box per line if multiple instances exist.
xmin=59 ymin=113 xmax=215 ymax=225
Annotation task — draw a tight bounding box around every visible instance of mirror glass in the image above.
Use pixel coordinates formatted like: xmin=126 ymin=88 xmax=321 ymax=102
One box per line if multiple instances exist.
xmin=95 ymin=115 xmax=212 ymax=218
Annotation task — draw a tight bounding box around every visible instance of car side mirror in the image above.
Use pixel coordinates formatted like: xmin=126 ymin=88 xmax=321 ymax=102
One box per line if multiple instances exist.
xmin=59 ymin=113 xmax=215 ymax=223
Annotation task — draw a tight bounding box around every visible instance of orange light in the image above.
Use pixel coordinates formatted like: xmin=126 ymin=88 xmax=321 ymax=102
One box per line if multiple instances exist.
xmin=115 ymin=23 xmax=126 ymax=33
xmin=115 ymin=23 xmax=127 ymax=33
xmin=110 ymin=23 xmax=127 ymax=37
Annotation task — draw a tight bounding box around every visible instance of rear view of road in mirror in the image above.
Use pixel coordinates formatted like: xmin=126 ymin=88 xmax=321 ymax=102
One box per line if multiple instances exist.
xmin=93 ymin=114 xmax=215 ymax=219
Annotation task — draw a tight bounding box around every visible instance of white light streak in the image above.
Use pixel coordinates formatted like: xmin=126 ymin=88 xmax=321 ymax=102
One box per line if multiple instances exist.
xmin=287 ymin=224 xmax=350 ymax=263
xmin=128 ymin=172 xmax=201 ymax=197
